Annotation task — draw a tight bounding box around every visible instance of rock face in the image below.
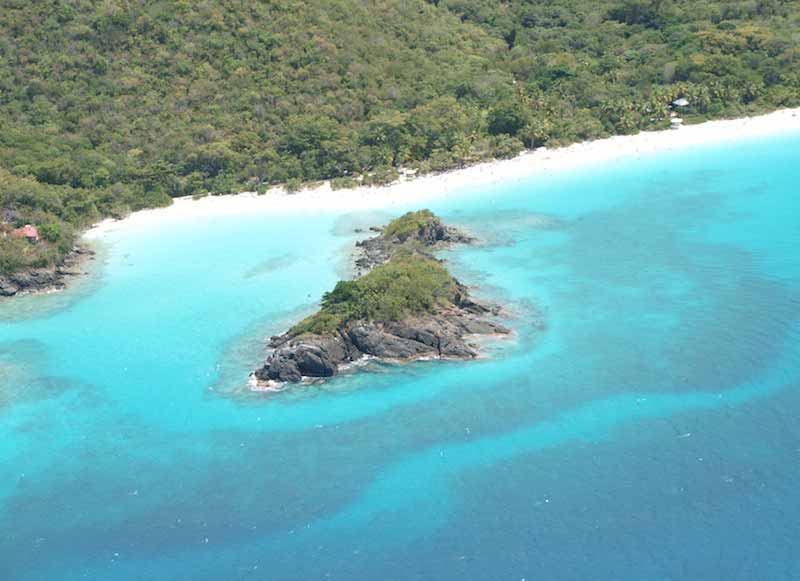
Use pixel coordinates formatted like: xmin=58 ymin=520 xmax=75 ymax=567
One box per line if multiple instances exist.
xmin=252 ymin=211 xmax=511 ymax=387
xmin=258 ymin=335 xmax=349 ymax=383
xmin=0 ymin=246 xmax=94 ymax=297
xmin=254 ymin=306 xmax=509 ymax=384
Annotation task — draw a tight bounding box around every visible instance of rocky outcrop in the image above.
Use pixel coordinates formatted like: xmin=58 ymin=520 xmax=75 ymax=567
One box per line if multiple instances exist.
xmin=251 ymin=211 xmax=511 ymax=388
xmin=254 ymin=307 xmax=509 ymax=384
xmin=354 ymin=214 xmax=473 ymax=274
xmin=0 ymin=246 xmax=94 ymax=297
xmin=257 ymin=334 xmax=349 ymax=383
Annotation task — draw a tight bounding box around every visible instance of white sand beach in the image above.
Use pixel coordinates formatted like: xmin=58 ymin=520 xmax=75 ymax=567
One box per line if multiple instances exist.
xmin=85 ymin=108 xmax=800 ymax=240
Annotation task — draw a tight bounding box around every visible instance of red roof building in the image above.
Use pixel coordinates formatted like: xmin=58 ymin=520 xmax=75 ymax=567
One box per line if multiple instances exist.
xmin=12 ymin=224 xmax=39 ymax=242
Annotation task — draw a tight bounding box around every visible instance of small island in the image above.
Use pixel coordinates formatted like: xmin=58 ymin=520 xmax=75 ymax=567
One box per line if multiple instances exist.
xmin=251 ymin=210 xmax=510 ymax=387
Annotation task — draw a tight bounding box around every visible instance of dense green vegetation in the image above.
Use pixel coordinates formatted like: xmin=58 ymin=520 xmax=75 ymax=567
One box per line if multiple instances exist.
xmin=1 ymin=0 xmax=798 ymax=274
xmin=382 ymin=209 xmax=438 ymax=241
xmin=290 ymin=252 xmax=458 ymax=335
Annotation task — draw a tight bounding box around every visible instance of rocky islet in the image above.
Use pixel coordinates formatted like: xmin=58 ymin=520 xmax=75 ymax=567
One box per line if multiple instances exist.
xmin=252 ymin=211 xmax=511 ymax=387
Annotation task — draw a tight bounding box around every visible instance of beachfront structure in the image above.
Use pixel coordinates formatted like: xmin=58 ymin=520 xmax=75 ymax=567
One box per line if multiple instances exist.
xmin=672 ymin=98 xmax=690 ymax=108
xmin=670 ymin=117 xmax=684 ymax=130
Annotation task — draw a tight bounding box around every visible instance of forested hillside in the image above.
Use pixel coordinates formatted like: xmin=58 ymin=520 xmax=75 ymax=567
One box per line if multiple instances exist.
xmin=1 ymin=0 xmax=799 ymax=275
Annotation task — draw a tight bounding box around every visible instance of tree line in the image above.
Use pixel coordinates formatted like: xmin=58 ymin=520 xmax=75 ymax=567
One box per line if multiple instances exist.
xmin=1 ymin=0 xmax=798 ymax=274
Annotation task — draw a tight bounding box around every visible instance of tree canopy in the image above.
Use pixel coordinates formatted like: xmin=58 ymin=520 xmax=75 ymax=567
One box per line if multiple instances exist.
xmin=291 ymin=252 xmax=458 ymax=335
xmin=1 ymin=0 xmax=798 ymax=274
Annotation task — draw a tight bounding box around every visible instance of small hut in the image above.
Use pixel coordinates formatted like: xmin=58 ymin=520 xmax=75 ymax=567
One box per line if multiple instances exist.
xmin=668 ymin=98 xmax=688 ymax=130
xmin=12 ymin=224 xmax=39 ymax=243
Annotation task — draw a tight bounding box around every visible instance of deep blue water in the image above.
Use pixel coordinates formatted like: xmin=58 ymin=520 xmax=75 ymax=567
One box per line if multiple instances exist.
xmin=1 ymin=132 xmax=800 ymax=580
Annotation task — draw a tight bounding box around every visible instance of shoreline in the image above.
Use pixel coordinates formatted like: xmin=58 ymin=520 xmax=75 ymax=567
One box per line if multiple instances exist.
xmin=0 ymin=245 xmax=96 ymax=298
xmin=80 ymin=107 xmax=797 ymax=240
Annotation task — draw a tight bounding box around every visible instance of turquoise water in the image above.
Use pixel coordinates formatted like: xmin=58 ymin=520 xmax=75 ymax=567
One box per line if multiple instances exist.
xmin=2 ymin=133 xmax=800 ymax=580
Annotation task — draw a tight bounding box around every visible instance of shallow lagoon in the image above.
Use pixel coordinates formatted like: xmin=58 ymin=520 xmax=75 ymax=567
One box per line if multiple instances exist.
xmin=1 ymin=132 xmax=800 ymax=580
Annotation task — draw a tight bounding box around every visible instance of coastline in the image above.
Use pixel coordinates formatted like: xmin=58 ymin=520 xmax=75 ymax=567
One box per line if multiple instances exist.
xmin=0 ymin=245 xmax=95 ymax=298
xmin=81 ymin=107 xmax=798 ymax=240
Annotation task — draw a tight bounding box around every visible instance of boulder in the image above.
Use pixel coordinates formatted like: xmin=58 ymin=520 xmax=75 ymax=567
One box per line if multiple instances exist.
xmin=347 ymin=323 xmax=436 ymax=359
xmin=0 ymin=277 xmax=19 ymax=297
xmin=256 ymin=334 xmax=351 ymax=382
